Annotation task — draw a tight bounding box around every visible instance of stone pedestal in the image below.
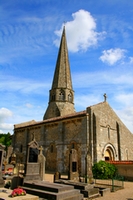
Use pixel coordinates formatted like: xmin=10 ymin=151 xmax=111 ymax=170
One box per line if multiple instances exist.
xmin=24 ymin=163 xmax=41 ymax=182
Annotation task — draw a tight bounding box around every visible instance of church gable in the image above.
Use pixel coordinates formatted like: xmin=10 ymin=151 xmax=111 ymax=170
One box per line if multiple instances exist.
xmin=87 ymin=101 xmax=133 ymax=161
xmin=87 ymin=101 xmax=131 ymax=133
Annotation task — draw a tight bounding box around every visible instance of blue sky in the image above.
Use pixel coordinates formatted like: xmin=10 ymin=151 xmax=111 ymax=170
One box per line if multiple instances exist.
xmin=0 ymin=0 xmax=133 ymax=134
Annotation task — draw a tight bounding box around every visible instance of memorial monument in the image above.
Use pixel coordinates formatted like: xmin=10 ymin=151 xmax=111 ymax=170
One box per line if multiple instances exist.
xmin=24 ymin=135 xmax=41 ymax=181
xmin=38 ymin=146 xmax=46 ymax=181
xmin=68 ymin=149 xmax=79 ymax=181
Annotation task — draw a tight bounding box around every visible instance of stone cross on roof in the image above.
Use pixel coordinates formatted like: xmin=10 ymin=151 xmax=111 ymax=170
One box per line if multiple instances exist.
xmin=103 ymin=93 xmax=107 ymax=102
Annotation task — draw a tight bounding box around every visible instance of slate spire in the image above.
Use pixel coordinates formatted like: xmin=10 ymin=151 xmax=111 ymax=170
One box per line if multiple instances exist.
xmin=43 ymin=26 xmax=75 ymax=120
xmin=52 ymin=26 xmax=73 ymax=90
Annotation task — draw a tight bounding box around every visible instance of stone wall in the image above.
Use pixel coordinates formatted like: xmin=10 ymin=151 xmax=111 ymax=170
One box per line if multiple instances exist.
xmin=43 ymin=115 xmax=87 ymax=174
xmin=109 ymin=161 xmax=133 ymax=181
xmin=87 ymin=102 xmax=133 ymax=162
xmin=13 ymin=112 xmax=88 ymax=174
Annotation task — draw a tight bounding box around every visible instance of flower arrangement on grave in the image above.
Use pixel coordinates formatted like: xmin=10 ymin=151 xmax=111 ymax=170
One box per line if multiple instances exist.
xmin=8 ymin=187 xmax=26 ymax=197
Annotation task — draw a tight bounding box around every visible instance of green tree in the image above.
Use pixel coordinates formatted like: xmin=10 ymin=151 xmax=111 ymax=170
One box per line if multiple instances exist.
xmin=92 ymin=160 xmax=117 ymax=179
xmin=0 ymin=132 xmax=12 ymax=150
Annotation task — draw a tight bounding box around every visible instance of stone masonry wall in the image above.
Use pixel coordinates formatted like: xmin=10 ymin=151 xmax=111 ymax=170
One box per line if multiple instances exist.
xmin=87 ymin=102 xmax=133 ymax=162
xmin=13 ymin=113 xmax=88 ymax=174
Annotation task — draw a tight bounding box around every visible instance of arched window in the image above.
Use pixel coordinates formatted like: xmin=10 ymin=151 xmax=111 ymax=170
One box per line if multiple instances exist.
xmin=71 ymin=142 xmax=75 ymax=149
xmin=20 ymin=144 xmax=23 ymax=153
xmin=51 ymin=93 xmax=55 ymax=101
xmin=68 ymin=93 xmax=72 ymax=102
xmin=50 ymin=144 xmax=54 ymax=153
xmin=107 ymin=126 xmax=110 ymax=140
xmin=70 ymin=141 xmax=77 ymax=150
xmin=59 ymin=90 xmax=65 ymax=100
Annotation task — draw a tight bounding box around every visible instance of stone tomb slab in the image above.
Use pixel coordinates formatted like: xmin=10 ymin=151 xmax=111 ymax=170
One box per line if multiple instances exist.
xmin=55 ymin=179 xmax=94 ymax=190
xmin=0 ymin=188 xmax=39 ymax=200
xmin=55 ymin=179 xmax=100 ymax=199
xmin=23 ymin=180 xmax=73 ymax=192
xmin=23 ymin=180 xmax=83 ymax=200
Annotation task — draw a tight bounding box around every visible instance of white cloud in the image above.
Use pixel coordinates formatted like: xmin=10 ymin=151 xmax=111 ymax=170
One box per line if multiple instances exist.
xmin=0 ymin=108 xmax=13 ymax=122
xmin=75 ymin=94 xmax=101 ymax=111
xmin=129 ymin=57 xmax=133 ymax=64
xmin=73 ymin=70 xmax=133 ymax=88
xmin=0 ymin=123 xmax=13 ymax=133
xmin=0 ymin=108 xmax=13 ymax=133
xmin=115 ymin=107 xmax=133 ymax=134
xmin=99 ymin=48 xmax=126 ymax=65
xmin=0 ymin=75 xmax=50 ymax=95
xmin=54 ymin=9 xmax=105 ymax=52
xmin=25 ymin=103 xmax=33 ymax=108
xmin=115 ymin=93 xmax=133 ymax=107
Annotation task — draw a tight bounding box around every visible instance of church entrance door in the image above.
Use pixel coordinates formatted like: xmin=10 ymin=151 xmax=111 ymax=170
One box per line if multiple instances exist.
xmin=104 ymin=147 xmax=114 ymax=161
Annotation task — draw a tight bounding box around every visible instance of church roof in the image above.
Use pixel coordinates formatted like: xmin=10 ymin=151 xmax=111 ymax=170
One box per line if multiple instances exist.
xmin=15 ymin=110 xmax=86 ymax=129
xmin=14 ymin=120 xmax=36 ymax=128
xmin=51 ymin=26 xmax=73 ymax=90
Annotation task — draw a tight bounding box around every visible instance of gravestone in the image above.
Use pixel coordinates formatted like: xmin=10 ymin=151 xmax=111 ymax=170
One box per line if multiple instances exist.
xmin=38 ymin=146 xmax=46 ymax=181
xmin=10 ymin=152 xmax=16 ymax=165
xmin=0 ymin=144 xmax=5 ymax=187
xmin=7 ymin=145 xmax=13 ymax=164
xmin=68 ymin=149 xmax=79 ymax=181
xmin=11 ymin=176 xmax=23 ymax=189
xmin=10 ymin=153 xmax=17 ymax=174
xmin=24 ymin=137 xmax=41 ymax=181
xmin=54 ymin=171 xmax=61 ymax=182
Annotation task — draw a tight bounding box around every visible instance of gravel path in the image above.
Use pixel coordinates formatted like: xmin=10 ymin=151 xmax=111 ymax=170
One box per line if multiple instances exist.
xmin=94 ymin=181 xmax=133 ymax=200
xmin=45 ymin=174 xmax=133 ymax=200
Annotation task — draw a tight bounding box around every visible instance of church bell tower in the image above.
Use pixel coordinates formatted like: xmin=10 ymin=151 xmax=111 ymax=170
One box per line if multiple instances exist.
xmin=43 ymin=27 xmax=75 ymax=120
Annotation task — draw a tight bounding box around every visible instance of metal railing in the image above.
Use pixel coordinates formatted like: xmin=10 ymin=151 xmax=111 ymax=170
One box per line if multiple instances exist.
xmin=94 ymin=176 xmax=124 ymax=192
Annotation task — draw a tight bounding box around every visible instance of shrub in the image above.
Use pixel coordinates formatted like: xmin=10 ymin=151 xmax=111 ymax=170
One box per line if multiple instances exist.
xmin=92 ymin=160 xmax=117 ymax=179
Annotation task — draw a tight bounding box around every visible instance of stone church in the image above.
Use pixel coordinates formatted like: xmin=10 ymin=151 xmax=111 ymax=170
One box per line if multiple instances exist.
xmin=12 ymin=27 xmax=133 ymax=176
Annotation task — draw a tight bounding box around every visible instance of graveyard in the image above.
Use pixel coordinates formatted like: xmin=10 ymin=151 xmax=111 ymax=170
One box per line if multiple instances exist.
xmin=0 ymin=137 xmax=103 ymax=200
xmin=2 ymin=137 xmax=132 ymax=200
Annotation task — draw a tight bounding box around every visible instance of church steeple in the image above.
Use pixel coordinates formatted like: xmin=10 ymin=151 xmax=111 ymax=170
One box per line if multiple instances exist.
xmin=43 ymin=26 xmax=75 ymax=120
